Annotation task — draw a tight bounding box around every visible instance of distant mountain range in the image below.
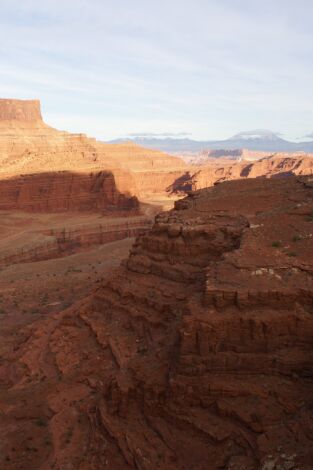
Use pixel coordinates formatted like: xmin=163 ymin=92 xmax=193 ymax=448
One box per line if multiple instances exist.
xmin=109 ymin=130 xmax=313 ymax=154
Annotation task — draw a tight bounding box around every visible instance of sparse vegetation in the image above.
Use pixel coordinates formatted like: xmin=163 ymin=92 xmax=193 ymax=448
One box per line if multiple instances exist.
xmin=271 ymin=241 xmax=282 ymax=248
xmin=35 ymin=417 xmax=48 ymax=427
xmin=65 ymin=428 xmax=73 ymax=444
xmin=292 ymin=234 xmax=302 ymax=242
xmin=66 ymin=266 xmax=82 ymax=274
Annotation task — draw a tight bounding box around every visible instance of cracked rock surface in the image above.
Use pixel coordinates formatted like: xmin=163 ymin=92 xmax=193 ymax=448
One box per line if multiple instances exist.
xmin=1 ymin=176 xmax=313 ymax=469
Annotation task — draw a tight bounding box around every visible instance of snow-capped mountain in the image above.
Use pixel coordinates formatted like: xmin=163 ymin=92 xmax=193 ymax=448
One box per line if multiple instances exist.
xmin=231 ymin=130 xmax=283 ymax=141
xmin=109 ymin=130 xmax=313 ymax=154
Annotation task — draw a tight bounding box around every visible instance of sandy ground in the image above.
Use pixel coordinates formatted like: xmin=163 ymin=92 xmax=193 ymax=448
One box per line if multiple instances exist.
xmin=0 ymin=195 xmax=178 ymax=332
xmin=0 ymin=236 xmax=134 ymax=330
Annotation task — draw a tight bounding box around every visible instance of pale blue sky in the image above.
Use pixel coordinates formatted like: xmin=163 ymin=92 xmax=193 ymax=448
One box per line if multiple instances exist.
xmin=1 ymin=0 xmax=313 ymax=141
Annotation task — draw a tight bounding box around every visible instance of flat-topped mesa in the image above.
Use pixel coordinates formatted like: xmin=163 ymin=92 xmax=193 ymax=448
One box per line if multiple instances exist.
xmin=0 ymin=98 xmax=43 ymax=123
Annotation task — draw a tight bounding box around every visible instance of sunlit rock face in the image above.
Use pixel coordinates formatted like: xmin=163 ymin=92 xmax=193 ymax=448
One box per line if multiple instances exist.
xmin=0 ymin=98 xmax=43 ymax=122
xmin=0 ymin=98 xmax=186 ymax=212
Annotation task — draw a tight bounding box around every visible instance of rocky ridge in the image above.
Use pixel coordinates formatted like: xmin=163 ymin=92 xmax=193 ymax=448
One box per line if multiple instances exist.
xmin=0 ymin=99 xmax=312 ymax=214
xmin=0 ymin=99 xmax=185 ymax=212
xmin=0 ymin=216 xmax=152 ymax=267
xmin=1 ymin=176 xmax=313 ymax=469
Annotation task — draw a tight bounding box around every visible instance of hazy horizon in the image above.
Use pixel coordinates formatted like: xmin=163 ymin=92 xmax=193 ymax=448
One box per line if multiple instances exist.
xmin=1 ymin=0 xmax=313 ymax=141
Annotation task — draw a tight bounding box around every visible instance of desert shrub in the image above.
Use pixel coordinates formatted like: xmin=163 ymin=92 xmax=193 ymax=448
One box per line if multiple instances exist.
xmin=35 ymin=417 xmax=48 ymax=427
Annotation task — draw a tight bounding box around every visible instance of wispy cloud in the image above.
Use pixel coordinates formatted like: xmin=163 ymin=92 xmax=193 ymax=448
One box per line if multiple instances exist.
xmin=0 ymin=0 xmax=313 ymax=140
xmin=129 ymin=132 xmax=191 ymax=138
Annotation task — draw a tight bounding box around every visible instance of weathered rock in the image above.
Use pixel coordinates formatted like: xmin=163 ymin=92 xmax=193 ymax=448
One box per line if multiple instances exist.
xmin=0 ymin=170 xmax=139 ymax=213
xmin=1 ymin=176 xmax=313 ymax=469
xmin=0 ymin=99 xmax=312 ymax=214
xmin=0 ymin=99 xmax=186 ymax=212
xmin=0 ymin=98 xmax=42 ymax=122
xmin=0 ymin=216 xmax=152 ymax=267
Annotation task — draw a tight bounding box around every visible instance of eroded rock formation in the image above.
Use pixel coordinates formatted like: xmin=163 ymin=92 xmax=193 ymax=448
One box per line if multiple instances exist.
xmin=0 ymin=99 xmax=186 ymax=212
xmin=0 ymin=171 xmax=139 ymax=213
xmin=0 ymin=216 xmax=152 ymax=267
xmin=0 ymin=99 xmax=184 ymax=179
xmin=0 ymin=99 xmax=312 ymax=214
xmin=1 ymin=176 xmax=313 ymax=469
xmin=0 ymin=98 xmax=42 ymax=122
xmin=167 ymin=155 xmax=313 ymax=195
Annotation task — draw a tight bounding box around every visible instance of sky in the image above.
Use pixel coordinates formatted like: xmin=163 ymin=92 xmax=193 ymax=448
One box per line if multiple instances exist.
xmin=1 ymin=0 xmax=313 ymax=141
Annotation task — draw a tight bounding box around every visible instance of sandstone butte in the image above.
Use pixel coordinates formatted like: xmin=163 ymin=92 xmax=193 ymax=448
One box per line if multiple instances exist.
xmin=0 ymin=175 xmax=312 ymax=469
xmin=0 ymin=98 xmax=186 ymax=213
xmin=0 ymin=98 xmax=312 ymax=214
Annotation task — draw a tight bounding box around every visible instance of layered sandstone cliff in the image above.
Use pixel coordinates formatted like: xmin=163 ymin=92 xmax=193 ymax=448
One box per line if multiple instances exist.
xmin=0 ymin=99 xmax=186 ymax=212
xmin=0 ymin=170 xmax=139 ymax=213
xmin=0 ymin=99 xmax=184 ymax=178
xmin=167 ymin=155 xmax=313 ymax=194
xmin=0 ymin=216 xmax=152 ymax=267
xmin=0 ymin=99 xmax=312 ymax=213
xmin=0 ymin=98 xmax=43 ymax=123
xmin=1 ymin=176 xmax=312 ymax=469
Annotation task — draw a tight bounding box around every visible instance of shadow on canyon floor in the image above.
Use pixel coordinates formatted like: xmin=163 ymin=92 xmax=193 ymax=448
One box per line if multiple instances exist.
xmin=166 ymin=170 xmax=200 ymax=194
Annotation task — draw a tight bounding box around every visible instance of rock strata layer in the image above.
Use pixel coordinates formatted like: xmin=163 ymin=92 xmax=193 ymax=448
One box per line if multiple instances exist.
xmin=0 ymin=171 xmax=139 ymax=213
xmin=1 ymin=176 xmax=313 ymax=469
xmin=0 ymin=99 xmax=186 ymax=212
xmin=0 ymin=98 xmax=42 ymax=122
xmin=0 ymin=217 xmax=152 ymax=267
xmin=0 ymin=99 xmax=312 ymax=214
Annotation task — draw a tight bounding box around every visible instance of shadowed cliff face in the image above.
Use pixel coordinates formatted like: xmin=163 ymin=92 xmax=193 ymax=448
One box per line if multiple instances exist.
xmin=1 ymin=176 xmax=313 ymax=469
xmin=0 ymin=170 xmax=139 ymax=213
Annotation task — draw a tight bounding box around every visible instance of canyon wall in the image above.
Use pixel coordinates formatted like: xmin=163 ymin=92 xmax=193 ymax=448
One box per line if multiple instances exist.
xmin=0 ymin=99 xmax=184 ymax=178
xmin=0 ymin=99 xmax=187 ymax=212
xmin=167 ymin=155 xmax=313 ymax=194
xmin=0 ymin=99 xmax=312 ymax=214
xmin=0 ymin=170 xmax=139 ymax=213
xmin=0 ymin=217 xmax=152 ymax=267
xmin=1 ymin=176 xmax=313 ymax=469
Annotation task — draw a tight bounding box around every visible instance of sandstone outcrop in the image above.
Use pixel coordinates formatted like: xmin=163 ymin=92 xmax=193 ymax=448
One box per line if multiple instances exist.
xmin=0 ymin=216 xmax=152 ymax=267
xmin=1 ymin=175 xmax=313 ymax=469
xmin=167 ymin=155 xmax=313 ymax=195
xmin=0 ymin=171 xmax=139 ymax=213
xmin=0 ymin=98 xmax=43 ymax=123
xmin=0 ymin=99 xmax=184 ymax=179
xmin=0 ymin=99 xmax=312 ymax=214
xmin=0 ymin=99 xmax=186 ymax=212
